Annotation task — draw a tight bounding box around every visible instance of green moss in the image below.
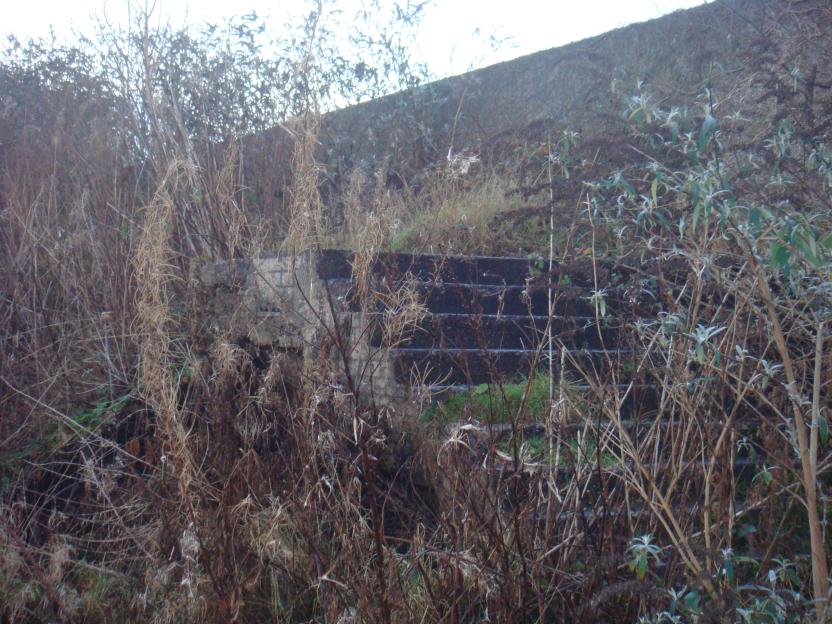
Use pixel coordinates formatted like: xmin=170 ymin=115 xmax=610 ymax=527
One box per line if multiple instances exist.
xmin=423 ymin=374 xmax=550 ymax=424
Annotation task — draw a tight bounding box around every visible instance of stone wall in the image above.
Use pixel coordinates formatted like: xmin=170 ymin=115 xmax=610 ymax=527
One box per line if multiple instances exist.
xmin=198 ymin=251 xmax=400 ymax=401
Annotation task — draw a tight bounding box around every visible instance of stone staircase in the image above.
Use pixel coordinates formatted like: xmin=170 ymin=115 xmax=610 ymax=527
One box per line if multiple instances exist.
xmin=200 ymin=248 xmax=658 ymax=411
xmin=315 ymin=249 xmax=650 ymax=408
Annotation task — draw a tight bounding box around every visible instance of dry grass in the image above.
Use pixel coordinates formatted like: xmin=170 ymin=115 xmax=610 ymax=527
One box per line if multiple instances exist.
xmin=1 ymin=2 xmax=831 ymax=622
xmin=387 ymin=171 xmax=526 ymax=255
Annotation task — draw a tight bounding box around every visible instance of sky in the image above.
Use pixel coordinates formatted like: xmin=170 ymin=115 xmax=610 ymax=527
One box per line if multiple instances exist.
xmin=3 ymin=0 xmax=712 ymax=79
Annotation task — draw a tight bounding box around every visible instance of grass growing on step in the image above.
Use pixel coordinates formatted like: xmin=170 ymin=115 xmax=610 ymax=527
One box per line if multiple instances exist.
xmin=423 ymin=374 xmax=550 ymax=425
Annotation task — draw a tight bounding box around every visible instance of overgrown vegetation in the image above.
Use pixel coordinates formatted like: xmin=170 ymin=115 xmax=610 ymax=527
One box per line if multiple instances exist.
xmin=1 ymin=0 xmax=831 ymax=622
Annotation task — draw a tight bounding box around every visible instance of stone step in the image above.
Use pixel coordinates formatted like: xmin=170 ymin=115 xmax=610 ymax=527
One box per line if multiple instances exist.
xmin=368 ymin=312 xmax=624 ymax=350
xmin=495 ymin=455 xmax=760 ymax=481
xmin=443 ymin=421 xmax=762 ymax=478
xmin=390 ymin=283 xmax=605 ymax=317
xmin=392 ymin=347 xmax=634 ymax=386
xmin=315 ymin=249 xmax=646 ymax=292
xmin=402 ymin=283 xmax=655 ymax=317
xmin=423 ymin=382 xmax=662 ymax=419
xmin=316 ymin=249 xmax=537 ymax=285
xmin=321 ymin=275 xmax=656 ymax=319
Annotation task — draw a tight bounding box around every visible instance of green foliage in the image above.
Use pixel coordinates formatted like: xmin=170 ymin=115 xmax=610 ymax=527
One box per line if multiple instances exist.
xmin=583 ymin=74 xmax=831 ymax=622
xmin=627 ymin=534 xmax=663 ymax=581
xmin=609 ymin=86 xmax=832 ymax=288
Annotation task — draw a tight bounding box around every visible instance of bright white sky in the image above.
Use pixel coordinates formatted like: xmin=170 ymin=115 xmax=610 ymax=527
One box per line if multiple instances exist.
xmin=3 ymin=0 xmax=712 ymax=79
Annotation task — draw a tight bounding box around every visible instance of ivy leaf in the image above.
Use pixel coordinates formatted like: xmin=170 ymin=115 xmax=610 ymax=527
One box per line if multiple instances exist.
xmin=692 ymin=201 xmax=703 ymax=232
xmin=793 ymin=233 xmax=822 ymax=268
xmin=636 ymin=556 xmax=647 ymax=580
xmin=722 ymin=557 xmax=734 ymax=584
xmin=699 ymin=114 xmax=718 ymax=152
xmin=769 ymin=242 xmax=791 ymax=269
xmin=748 ymin=207 xmax=762 ymax=233
xmin=684 ymin=590 xmax=701 ymax=612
